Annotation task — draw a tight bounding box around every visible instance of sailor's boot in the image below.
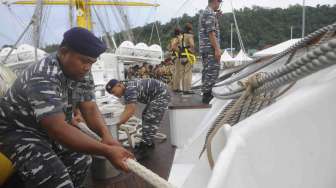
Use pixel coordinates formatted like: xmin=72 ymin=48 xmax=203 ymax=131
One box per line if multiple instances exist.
xmin=202 ymin=92 xmax=212 ymax=104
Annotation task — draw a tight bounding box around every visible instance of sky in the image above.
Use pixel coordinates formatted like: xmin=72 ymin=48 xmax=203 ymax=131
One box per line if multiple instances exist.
xmin=0 ymin=0 xmax=335 ymax=47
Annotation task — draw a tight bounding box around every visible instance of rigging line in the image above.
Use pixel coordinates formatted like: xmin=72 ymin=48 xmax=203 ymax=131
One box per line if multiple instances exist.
xmin=112 ymin=0 xmax=134 ymax=41
xmin=0 ymin=32 xmax=14 ymax=43
xmin=134 ymin=7 xmax=155 ymax=43
xmin=230 ymin=0 xmax=245 ymax=53
xmin=39 ymin=6 xmax=58 ymax=45
xmin=172 ymin=0 xmax=191 ymax=24
xmin=103 ymin=6 xmax=112 ymax=32
xmin=68 ymin=0 xmax=74 ymax=28
xmin=149 ymin=23 xmax=155 ymax=44
xmin=2 ymin=20 xmax=33 ymax=64
xmin=154 ymin=21 xmax=162 ymax=49
xmin=93 ymin=6 xmax=117 ymax=49
xmin=109 ymin=1 xmax=128 ymax=41
xmin=6 ymin=6 xmax=26 ymax=29
xmin=42 ymin=6 xmax=56 ymax=45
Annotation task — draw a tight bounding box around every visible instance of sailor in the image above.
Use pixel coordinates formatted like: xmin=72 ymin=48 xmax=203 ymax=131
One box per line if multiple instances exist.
xmin=199 ymin=0 xmax=222 ymax=103
xmin=0 ymin=27 xmax=133 ymax=188
xmin=161 ymin=57 xmax=175 ymax=87
xmin=177 ymin=22 xmax=196 ymax=93
xmin=168 ymin=27 xmax=184 ymax=92
xmin=105 ymin=78 xmax=170 ymax=159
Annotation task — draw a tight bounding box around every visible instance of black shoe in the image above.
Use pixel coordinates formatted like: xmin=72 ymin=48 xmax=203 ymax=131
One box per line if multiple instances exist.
xmin=173 ymin=89 xmax=182 ymax=93
xmin=202 ymin=92 xmax=212 ymax=104
xmin=183 ymin=90 xmax=195 ymax=95
xmin=133 ymin=142 xmax=155 ymax=161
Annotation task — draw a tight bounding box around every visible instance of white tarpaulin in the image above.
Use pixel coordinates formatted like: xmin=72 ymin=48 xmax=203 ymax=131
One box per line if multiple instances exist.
xmin=232 ymin=49 xmax=253 ymax=62
xmin=220 ymin=50 xmax=234 ymax=63
xmin=253 ymin=38 xmax=301 ymax=57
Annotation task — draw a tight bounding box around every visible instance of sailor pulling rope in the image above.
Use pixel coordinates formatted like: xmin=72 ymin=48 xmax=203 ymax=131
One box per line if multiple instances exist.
xmin=77 ymin=122 xmax=176 ymax=188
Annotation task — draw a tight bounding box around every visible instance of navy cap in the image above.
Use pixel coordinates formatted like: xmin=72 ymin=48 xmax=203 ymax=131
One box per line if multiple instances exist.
xmin=106 ymin=79 xmax=119 ymax=93
xmin=61 ymin=27 xmax=107 ymax=58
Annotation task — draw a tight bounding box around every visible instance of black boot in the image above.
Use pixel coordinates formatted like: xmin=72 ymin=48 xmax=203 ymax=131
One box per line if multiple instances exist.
xmin=202 ymin=92 xmax=212 ymax=104
xmin=133 ymin=142 xmax=155 ymax=161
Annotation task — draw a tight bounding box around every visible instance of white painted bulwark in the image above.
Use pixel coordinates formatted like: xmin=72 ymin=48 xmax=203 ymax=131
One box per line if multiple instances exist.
xmin=169 ymin=108 xmax=210 ymax=148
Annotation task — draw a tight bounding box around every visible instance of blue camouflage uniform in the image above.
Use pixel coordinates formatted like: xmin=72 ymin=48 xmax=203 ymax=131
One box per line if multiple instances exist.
xmin=0 ymin=53 xmax=94 ymax=188
xmin=123 ymin=79 xmax=170 ymax=145
xmin=199 ymin=6 xmax=221 ymax=94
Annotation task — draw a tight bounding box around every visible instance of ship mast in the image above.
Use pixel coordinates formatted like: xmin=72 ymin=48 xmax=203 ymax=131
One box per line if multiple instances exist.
xmin=11 ymin=0 xmax=160 ymax=31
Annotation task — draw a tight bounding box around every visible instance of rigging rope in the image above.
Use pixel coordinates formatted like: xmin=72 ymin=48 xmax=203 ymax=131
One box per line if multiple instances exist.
xmin=213 ymin=22 xmax=336 ymax=90
xmin=230 ymin=0 xmax=246 ymax=54
xmin=200 ymin=73 xmax=278 ymax=168
xmin=201 ymin=32 xmax=336 ymax=169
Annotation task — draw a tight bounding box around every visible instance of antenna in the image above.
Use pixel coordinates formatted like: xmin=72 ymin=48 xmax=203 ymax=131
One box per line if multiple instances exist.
xmin=302 ymin=0 xmax=306 ymax=38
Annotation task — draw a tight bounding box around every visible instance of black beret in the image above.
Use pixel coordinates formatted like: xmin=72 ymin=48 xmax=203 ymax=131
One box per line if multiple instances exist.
xmin=61 ymin=27 xmax=107 ymax=58
xmin=106 ymin=79 xmax=119 ymax=93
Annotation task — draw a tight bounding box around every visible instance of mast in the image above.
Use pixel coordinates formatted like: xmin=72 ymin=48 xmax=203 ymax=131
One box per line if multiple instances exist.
xmin=12 ymin=1 xmax=160 ymax=31
xmin=230 ymin=23 xmax=233 ymax=56
xmin=301 ymin=0 xmax=306 ymax=38
xmin=32 ymin=0 xmax=43 ymax=62
xmin=75 ymin=0 xmax=92 ymax=30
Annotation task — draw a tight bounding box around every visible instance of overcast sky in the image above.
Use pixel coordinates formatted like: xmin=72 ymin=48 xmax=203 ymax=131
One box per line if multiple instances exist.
xmin=0 ymin=0 xmax=335 ymax=47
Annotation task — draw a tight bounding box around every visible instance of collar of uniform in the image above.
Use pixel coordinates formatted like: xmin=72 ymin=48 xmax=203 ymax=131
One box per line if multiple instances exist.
xmin=50 ymin=52 xmax=71 ymax=87
xmin=206 ymin=6 xmax=216 ymax=14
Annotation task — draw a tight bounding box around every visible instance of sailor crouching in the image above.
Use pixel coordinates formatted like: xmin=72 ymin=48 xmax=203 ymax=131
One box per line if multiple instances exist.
xmin=105 ymin=78 xmax=171 ymax=160
xmin=0 ymin=27 xmax=133 ymax=188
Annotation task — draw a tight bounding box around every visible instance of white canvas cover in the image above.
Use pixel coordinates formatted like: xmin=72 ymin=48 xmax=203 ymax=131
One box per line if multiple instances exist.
xmin=220 ymin=50 xmax=234 ymax=62
xmin=232 ymin=49 xmax=253 ymax=62
xmin=254 ymin=38 xmax=301 ymax=57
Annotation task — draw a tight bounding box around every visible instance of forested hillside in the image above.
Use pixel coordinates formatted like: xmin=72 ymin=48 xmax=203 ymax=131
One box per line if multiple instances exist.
xmin=114 ymin=4 xmax=336 ymax=53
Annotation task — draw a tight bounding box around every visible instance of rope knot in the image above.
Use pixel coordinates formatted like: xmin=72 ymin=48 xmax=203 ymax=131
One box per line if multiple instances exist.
xmin=238 ymin=72 xmax=266 ymax=94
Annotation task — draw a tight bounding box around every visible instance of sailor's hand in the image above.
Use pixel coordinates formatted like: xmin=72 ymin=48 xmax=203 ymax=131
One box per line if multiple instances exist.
xmin=105 ymin=145 xmax=135 ymax=172
xmin=215 ymin=49 xmax=221 ymax=64
xmin=101 ymin=134 xmax=121 ymax=147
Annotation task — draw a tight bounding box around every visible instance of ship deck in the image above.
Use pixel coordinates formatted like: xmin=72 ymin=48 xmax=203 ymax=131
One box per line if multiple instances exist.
xmin=87 ymin=92 xmax=208 ymax=188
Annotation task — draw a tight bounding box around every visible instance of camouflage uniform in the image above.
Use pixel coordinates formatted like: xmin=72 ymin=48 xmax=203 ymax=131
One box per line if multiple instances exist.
xmin=123 ymin=79 xmax=170 ymax=145
xmin=199 ymin=6 xmax=221 ymax=94
xmin=160 ymin=64 xmax=174 ymax=87
xmin=0 ymin=53 xmax=94 ymax=188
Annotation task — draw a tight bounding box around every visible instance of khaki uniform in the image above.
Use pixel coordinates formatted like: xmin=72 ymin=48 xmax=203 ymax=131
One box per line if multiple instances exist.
xmin=173 ymin=33 xmax=195 ymax=91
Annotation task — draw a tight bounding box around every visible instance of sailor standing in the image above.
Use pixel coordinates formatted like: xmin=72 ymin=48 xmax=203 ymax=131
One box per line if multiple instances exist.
xmin=105 ymin=78 xmax=170 ymax=159
xmin=199 ymin=0 xmax=222 ymax=103
xmin=0 ymin=27 xmax=133 ymax=188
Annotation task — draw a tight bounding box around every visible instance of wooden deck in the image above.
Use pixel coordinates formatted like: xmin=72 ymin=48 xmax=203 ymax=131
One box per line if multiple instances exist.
xmin=86 ymin=111 xmax=175 ymax=188
xmin=169 ymin=92 xmax=211 ymax=110
xmin=86 ymin=93 xmax=209 ymax=188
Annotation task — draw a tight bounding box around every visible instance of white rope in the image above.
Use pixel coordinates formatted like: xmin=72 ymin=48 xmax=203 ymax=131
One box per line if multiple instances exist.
xmin=77 ymin=122 xmax=174 ymax=187
xmin=125 ymin=158 xmax=176 ymax=188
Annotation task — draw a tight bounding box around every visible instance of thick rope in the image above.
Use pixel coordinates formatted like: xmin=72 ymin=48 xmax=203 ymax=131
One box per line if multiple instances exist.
xmin=202 ymin=36 xmax=336 ymax=169
xmin=214 ymin=31 xmax=336 ymax=99
xmin=255 ymin=38 xmax=336 ymax=94
xmin=201 ymin=74 xmax=277 ymax=169
xmin=126 ymin=159 xmax=176 ymax=188
xmin=77 ymin=123 xmax=175 ymax=187
xmin=214 ymin=22 xmax=336 ymax=89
